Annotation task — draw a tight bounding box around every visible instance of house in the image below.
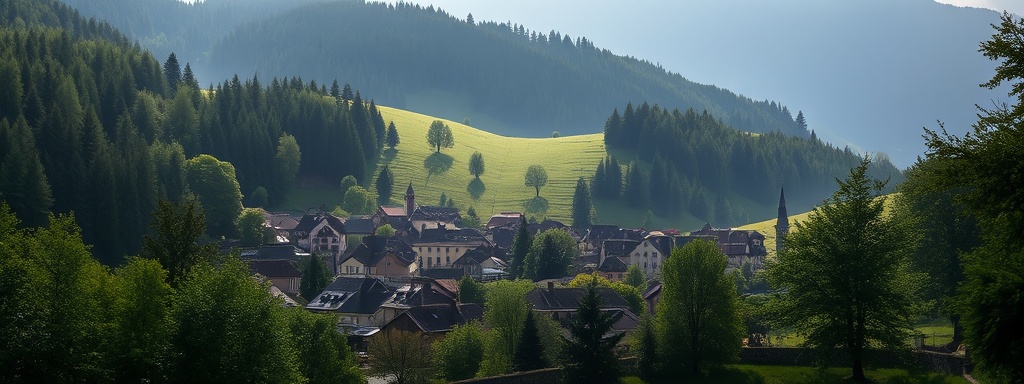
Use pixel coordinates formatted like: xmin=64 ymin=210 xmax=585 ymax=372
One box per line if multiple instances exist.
xmin=374 ymin=277 xmax=460 ymax=325
xmin=643 ymin=283 xmax=662 ymax=316
xmin=381 ymin=303 xmax=484 ymax=341
xmin=624 ymin=234 xmax=675 ymax=277
xmin=528 ymin=219 xmax=581 ymax=242
xmin=686 ymin=223 xmax=768 ymax=269
xmin=409 ymin=206 xmax=463 ymax=232
xmin=486 ymin=222 xmax=519 ymax=251
xmin=598 ymin=238 xmax=640 ymax=279
xmin=247 ymin=259 xmax=303 ymax=295
xmin=410 ymin=225 xmax=491 ymax=269
xmin=339 ymin=235 xmax=418 ymax=280
xmin=374 ymin=206 xmax=409 ymax=229
xmin=451 ymin=245 xmax=509 ymax=281
xmin=486 ymin=212 xmax=523 ymax=229
xmin=306 ymin=276 xmax=393 ymax=326
xmin=526 ymin=282 xmax=640 ymax=339
xmin=245 ymin=244 xmax=306 ymax=261
xmin=419 ymin=268 xmax=465 ymax=280
xmin=597 ymin=255 xmax=628 ymax=282
xmin=263 ymin=212 xmax=299 ymax=243
xmin=583 ymin=225 xmax=644 ymax=253
xmin=290 ymin=210 xmax=348 ymax=271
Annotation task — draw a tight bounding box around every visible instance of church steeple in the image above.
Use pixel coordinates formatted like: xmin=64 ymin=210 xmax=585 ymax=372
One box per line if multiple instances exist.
xmin=404 ymin=182 xmax=416 ymax=216
xmin=775 ymin=187 xmax=790 ymax=254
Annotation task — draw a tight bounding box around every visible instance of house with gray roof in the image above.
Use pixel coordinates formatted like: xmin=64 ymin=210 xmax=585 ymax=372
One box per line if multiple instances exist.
xmin=306 ymin=276 xmax=393 ymax=326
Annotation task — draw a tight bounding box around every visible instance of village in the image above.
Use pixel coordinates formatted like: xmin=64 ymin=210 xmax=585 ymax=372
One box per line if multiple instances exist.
xmin=242 ymin=183 xmax=787 ymax=354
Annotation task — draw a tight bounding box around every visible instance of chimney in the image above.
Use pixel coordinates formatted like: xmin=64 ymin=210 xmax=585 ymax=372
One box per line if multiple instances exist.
xmin=547 ymin=281 xmax=554 ymax=293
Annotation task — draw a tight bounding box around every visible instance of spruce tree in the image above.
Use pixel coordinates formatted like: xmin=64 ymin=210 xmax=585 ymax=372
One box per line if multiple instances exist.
xmin=513 ymin=311 xmax=547 ymax=372
xmin=562 ymin=281 xmax=623 ymax=384
xmin=375 ymin=165 xmax=394 ymax=205
xmin=163 ymin=52 xmax=181 ymax=94
xmin=607 ymin=156 xmax=622 ymax=198
xmin=385 ymin=121 xmax=400 ymax=149
xmin=624 ymin=162 xmax=648 ymax=208
xmin=300 ymin=255 xmax=331 ymax=300
xmin=510 ymin=216 xmax=531 ymax=279
xmin=592 ymin=159 xmax=606 ymax=198
xmin=571 ymin=177 xmax=593 ymax=231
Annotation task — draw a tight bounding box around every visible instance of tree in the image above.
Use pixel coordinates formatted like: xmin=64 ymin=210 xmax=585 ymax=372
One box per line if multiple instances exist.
xmin=568 ymin=273 xmax=645 ymax=315
xmin=276 ymin=133 xmax=301 ymax=190
xmin=426 ymin=120 xmax=454 ymax=153
xmin=766 ymin=160 xmax=920 ymax=381
xmin=658 ymin=240 xmax=744 ymax=377
xmin=142 ymin=198 xmax=218 ymax=288
xmin=164 ymin=52 xmax=181 ymax=93
xmin=513 ymin=311 xmax=547 ymax=372
xmin=236 ymin=207 xmax=268 ymax=246
xmin=624 ymin=162 xmax=648 ymax=208
xmin=185 ymin=154 xmax=243 ymax=237
xmin=469 ymin=151 xmax=485 ymax=179
xmin=458 ymin=274 xmax=486 ymax=304
xmin=339 ymin=175 xmax=358 ymax=196
xmin=434 ymin=322 xmax=485 ymax=381
xmin=480 ymin=279 xmax=534 ymax=375
xmin=634 ymin=313 xmax=659 ymax=382
xmin=249 ymin=186 xmax=269 ymax=208
xmin=109 ymin=257 xmax=173 ymax=383
xmin=386 ymin=121 xmax=400 ymax=149
xmin=300 ymin=255 xmax=331 ymax=301
xmin=181 ymin=63 xmax=199 ymax=89
xmin=919 ymin=13 xmax=1024 ymax=381
xmin=571 ymin=177 xmax=593 ymax=231
xmin=375 ymin=223 xmax=396 ymax=237
xmin=170 ymin=258 xmax=303 ymax=383
xmin=341 ymin=83 xmax=353 ymax=102
xmin=368 ymin=330 xmax=433 ymax=384
xmin=561 ymin=280 xmax=623 ymax=384
xmin=375 ymin=165 xmax=394 ymax=205
xmin=342 ymin=186 xmax=375 ymax=215
xmin=523 ymin=229 xmax=576 ymax=280
xmin=0 ymin=117 xmax=53 ymax=228
xmin=510 ymin=216 xmax=532 ymax=279
xmin=284 ymin=309 xmax=364 ymax=384
xmin=795 ymin=110 xmax=808 ymax=132
xmin=625 ymin=264 xmax=646 ymax=289
xmin=524 ymin=165 xmax=548 ymax=197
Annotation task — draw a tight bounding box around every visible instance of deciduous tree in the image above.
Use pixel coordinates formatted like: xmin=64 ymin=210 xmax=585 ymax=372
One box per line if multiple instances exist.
xmin=368 ymin=330 xmax=433 ymax=384
xmin=426 ymin=120 xmax=454 ymax=153
xmin=434 ymin=322 xmax=485 ymax=381
xmin=524 ymin=165 xmax=548 ymax=197
xmin=184 ymin=154 xmax=243 ymax=237
xmin=236 ymin=207 xmax=268 ymax=246
xmin=469 ymin=151 xmax=485 ymax=179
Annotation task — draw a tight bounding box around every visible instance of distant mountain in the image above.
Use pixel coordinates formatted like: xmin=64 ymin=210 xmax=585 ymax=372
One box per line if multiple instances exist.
xmin=414 ymin=0 xmax=1007 ymax=167
xmin=203 ymin=1 xmax=808 ymax=139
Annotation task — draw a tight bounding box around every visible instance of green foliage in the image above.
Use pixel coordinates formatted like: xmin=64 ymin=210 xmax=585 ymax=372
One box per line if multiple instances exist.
xmin=0 ymin=116 xmax=53 ymax=228
xmin=386 ymin=121 xmax=400 ymax=149
xmin=236 ymin=207 xmax=268 ymax=246
xmin=109 ymin=257 xmax=173 ymax=383
xmin=284 ymin=308 xmax=364 ymax=384
xmin=368 ymin=330 xmax=433 ymax=384
xmin=524 ymin=164 xmax=548 ymax=197
xmin=462 ymin=206 xmax=482 ymax=228
xmin=249 ymin=186 xmax=269 ymax=208
xmin=509 ymin=216 xmax=532 ymax=279
xmin=920 ymin=13 xmax=1024 ymax=382
xmin=142 ymin=198 xmax=218 ymax=288
xmin=568 ymin=273 xmax=644 ymax=315
xmin=185 ymin=154 xmax=243 ymax=237
xmin=170 ymin=257 xmax=304 ymax=383
xmin=375 ymin=223 xmax=396 ymax=237
xmin=514 ymin=311 xmax=548 ymax=372
xmin=469 ymin=151 xmax=485 ymax=179
xmin=481 ymin=279 xmax=535 ymax=375
xmin=164 ymin=52 xmax=181 ymax=93
xmin=765 ymin=159 xmax=921 ymax=381
xmin=426 ymin=119 xmax=455 ymax=153
xmin=633 ymin=313 xmax=659 ymax=382
xmin=339 ymin=175 xmax=358 ymax=196
xmin=657 ymin=240 xmax=744 ymax=376
xmin=342 ymin=185 xmax=375 ymax=215
xmin=523 ymin=229 xmax=576 ymax=280
xmin=275 ymin=133 xmax=301 ymax=194
xmin=625 ymin=264 xmax=646 ymax=290
xmin=571 ymin=176 xmax=593 ymax=230
xmin=375 ymin=164 xmax=394 ymax=205
xmin=562 ymin=280 xmax=624 ymax=384
xmin=458 ymin=274 xmax=486 ymax=304
xmin=434 ymin=322 xmax=485 ymax=381
xmin=300 ymin=255 xmax=331 ymax=301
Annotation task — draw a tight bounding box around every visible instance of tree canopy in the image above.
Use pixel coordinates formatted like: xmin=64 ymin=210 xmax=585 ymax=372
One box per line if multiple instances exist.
xmin=426 ymin=119 xmax=454 ymax=153
xmin=524 ymin=165 xmax=548 ymax=197
xmin=469 ymin=151 xmax=485 ymax=179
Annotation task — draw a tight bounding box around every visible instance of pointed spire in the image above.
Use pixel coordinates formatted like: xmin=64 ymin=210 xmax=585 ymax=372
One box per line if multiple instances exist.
xmin=406 ymin=182 xmax=414 ymax=195
xmin=776 ymin=187 xmax=789 ymax=228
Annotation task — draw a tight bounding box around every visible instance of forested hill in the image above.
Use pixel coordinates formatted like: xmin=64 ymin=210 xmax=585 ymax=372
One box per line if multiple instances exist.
xmin=205 ymin=1 xmax=807 ymax=139
xmin=0 ymin=0 xmax=384 ymax=265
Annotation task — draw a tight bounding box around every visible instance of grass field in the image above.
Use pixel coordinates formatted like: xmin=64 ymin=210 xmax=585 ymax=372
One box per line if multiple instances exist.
xmin=622 ymin=364 xmax=969 ymax=384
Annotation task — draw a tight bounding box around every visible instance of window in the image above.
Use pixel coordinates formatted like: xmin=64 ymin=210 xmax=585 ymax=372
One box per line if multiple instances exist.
xmin=618 ymin=273 xmax=623 ymax=279
xmin=436 ymin=257 xmax=441 ymax=265
xmin=446 ymin=247 xmax=450 ymax=253
xmin=644 ymin=252 xmax=648 ymax=258
xmin=607 ymin=274 xmax=613 ymax=279
xmin=428 ymin=258 xmax=433 ymax=267
xmin=644 ymin=262 xmax=647 ymax=268
xmin=446 ymin=256 xmax=450 ymax=264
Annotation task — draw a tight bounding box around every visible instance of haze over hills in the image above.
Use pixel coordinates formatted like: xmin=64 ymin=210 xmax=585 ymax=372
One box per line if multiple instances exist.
xmin=408 ymin=0 xmax=1010 ymax=167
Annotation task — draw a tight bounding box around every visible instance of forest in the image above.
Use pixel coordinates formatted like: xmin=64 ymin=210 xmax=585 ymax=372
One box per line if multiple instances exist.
xmin=202 ymin=1 xmax=808 ymax=139
xmin=0 ymin=0 xmax=383 ymax=265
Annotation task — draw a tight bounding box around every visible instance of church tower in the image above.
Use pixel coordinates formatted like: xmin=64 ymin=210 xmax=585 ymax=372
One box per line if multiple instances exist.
xmin=404 ymin=182 xmax=416 ymax=216
xmin=774 ymin=187 xmax=790 ymax=254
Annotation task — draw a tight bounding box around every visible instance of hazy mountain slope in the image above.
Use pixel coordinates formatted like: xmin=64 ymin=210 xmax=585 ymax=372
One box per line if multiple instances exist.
xmin=416 ymin=0 xmax=1006 ymax=167
xmin=206 ymin=1 xmax=807 ymax=139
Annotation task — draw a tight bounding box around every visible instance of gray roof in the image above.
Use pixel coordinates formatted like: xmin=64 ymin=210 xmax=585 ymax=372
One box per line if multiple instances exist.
xmin=343 ymin=216 xmax=376 ymax=235
xmin=248 ymin=244 xmax=301 ymax=260
xmin=526 ymin=287 xmax=630 ymax=311
xmin=387 ymin=303 xmax=484 ymax=333
xmin=306 ymin=276 xmax=393 ymax=315
xmin=597 ymin=256 xmax=628 ymax=273
xmin=247 ymin=259 xmax=302 ymax=278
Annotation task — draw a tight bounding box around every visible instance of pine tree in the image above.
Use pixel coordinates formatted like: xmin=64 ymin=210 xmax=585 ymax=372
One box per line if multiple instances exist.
xmin=510 ymin=216 xmax=531 ymax=279
xmin=624 ymin=162 xmax=648 ymax=208
xmin=300 ymin=255 xmax=331 ymax=300
xmin=0 ymin=117 xmax=53 ymax=228
xmin=385 ymin=121 xmax=400 ymax=149
xmin=330 ymin=79 xmax=340 ymax=100
xmin=163 ymin=52 xmax=181 ymax=94
xmin=181 ymin=63 xmax=198 ymax=89
xmin=341 ymin=83 xmax=353 ymax=102
xmin=375 ymin=165 xmax=394 ymax=205
xmin=571 ymin=177 xmax=593 ymax=231
xmin=513 ymin=311 xmax=547 ymax=372
xmin=562 ymin=281 xmax=623 ymax=384
xmin=607 ymin=156 xmax=622 ymax=198
xmin=592 ymin=159 xmax=606 ymax=198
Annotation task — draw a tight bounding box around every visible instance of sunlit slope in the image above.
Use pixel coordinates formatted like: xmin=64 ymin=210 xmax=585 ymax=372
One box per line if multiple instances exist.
xmin=376 ymin=106 xmax=606 ymax=223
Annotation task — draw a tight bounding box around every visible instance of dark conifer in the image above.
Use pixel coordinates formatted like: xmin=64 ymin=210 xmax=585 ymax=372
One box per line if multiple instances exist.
xmin=163 ymin=52 xmax=181 ymax=94
xmin=513 ymin=311 xmax=547 ymax=372
xmin=385 ymin=121 xmax=400 ymax=149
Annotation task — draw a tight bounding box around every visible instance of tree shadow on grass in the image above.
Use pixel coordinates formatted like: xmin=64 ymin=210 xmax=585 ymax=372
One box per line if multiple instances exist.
xmin=467 ymin=178 xmax=486 ymax=200
xmin=381 ymin=148 xmax=398 ymax=163
xmin=523 ymin=196 xmax=549 ymax=216
xmin=423 ymin=152 xmax=453 ymax=176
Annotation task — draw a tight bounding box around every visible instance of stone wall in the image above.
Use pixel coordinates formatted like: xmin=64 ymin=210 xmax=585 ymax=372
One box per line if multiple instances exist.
xmin=449 ymin=368 xmax=562 ymax=384
xmin=739 ymin=347 xmax=968 ymax=374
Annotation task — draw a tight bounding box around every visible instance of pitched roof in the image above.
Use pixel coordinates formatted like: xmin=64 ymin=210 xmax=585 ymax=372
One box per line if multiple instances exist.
xmin=603 ymin=239 xmax=641 ymax=258
xmin=348 ymin=236 xmax=417 ymax=267
xmin=644 ymin=235 xmax=675 ymax=257
xmin=452 ymin=246 xmax=492 ymax=266
xmin=306 ymin=276 xmax=393 ymax=315
xmin=486 ymin=212 xmax=523 ymax=229
xmin=528 ymin=219 xmax=581 ymax=241
xmin=420 ymin=268 xmax=465 ymax=280
xmin=416 ymin=227 xmax=490 ymax=245
xmin=380 ymin=278 xmax=458 ymax=307
xmin=380 ymin=207 xmax=407 ymax=217
xmin=247 ymin=259 xmax=302 ymax=278
xmin=643 ymin=283 xmax=662 ymax=300
xmin=597 ymin=256 xmax=628 ymax=273
xmin=264 ymin=213 xmax=299 ymax=230
xmin=486 ymin=223 xmax=518 ymax=249
xmin=343 ymin=215 xmax=376 ymax=235
xmin=389 ymin=303 xmax=484 ymax=333
xmin=410 ymin=206 xmax=461 ymax=223
xmin=526 ymin=287 xmax=631 ymax=311
xmin=249 ymin=244 xmax=300 ymax=260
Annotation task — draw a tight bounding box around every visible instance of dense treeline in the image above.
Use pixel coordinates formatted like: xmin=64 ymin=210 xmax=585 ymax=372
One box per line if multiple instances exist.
xmin=0 ymin=0 xmax=129 ymax=45
xmin=0 ymin=1 xmax=382 ymax=264
xmin=207 ymin=1 xmax=807 ymax=138
xmin=599 ymin=102 xmax=903 ymax=225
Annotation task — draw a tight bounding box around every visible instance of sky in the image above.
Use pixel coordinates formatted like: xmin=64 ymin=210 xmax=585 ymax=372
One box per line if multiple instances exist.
xmin=934 ymin=0 xmax=1024 ymax=15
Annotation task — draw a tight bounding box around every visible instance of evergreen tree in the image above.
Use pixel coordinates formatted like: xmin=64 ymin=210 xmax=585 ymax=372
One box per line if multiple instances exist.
xmin=163 ymin=52 xmax=181 ymax=94
xmin=300 ymin=255 xmax=331 ymax=301
xmin=330 ymin=80 xmax=340 ymax=100
xmin=181 ymin=63 xmax=199 ymax=89
xmin=385 ymin=121 xmax=400 ymax=149
xmin=375 ymin=165 xmax=394 ymax=205
xmin=510 ymin=216 xmax=531 ymax=279
xmin=606 ymin=156 xmax=622 ymax=198
xmin=0 ymin=117 xmax=53 ymax=228
xmin=795 ymin=110 xmax=808 ymax=132
xmin=649 ymin=154 xmax=670 ymax=215
xmin=571 ymin=177 xmax=592 ymax=231
xmin=438 ymin=191 xmax=448 ymax=207
xmin=513 ymin=311 xmax=547 ymax=372
xmin=624 ymin=162 xmax=647 ymax=208
xmin=562 ymin=281 xmax=623 ymax=384
xmin=341 ymin=83 xmax=353 ymax=102
xmin=634 ymin=313 xmax=659 ymax=382
xmin=592 ymin=159 xmax=606 ymax=198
